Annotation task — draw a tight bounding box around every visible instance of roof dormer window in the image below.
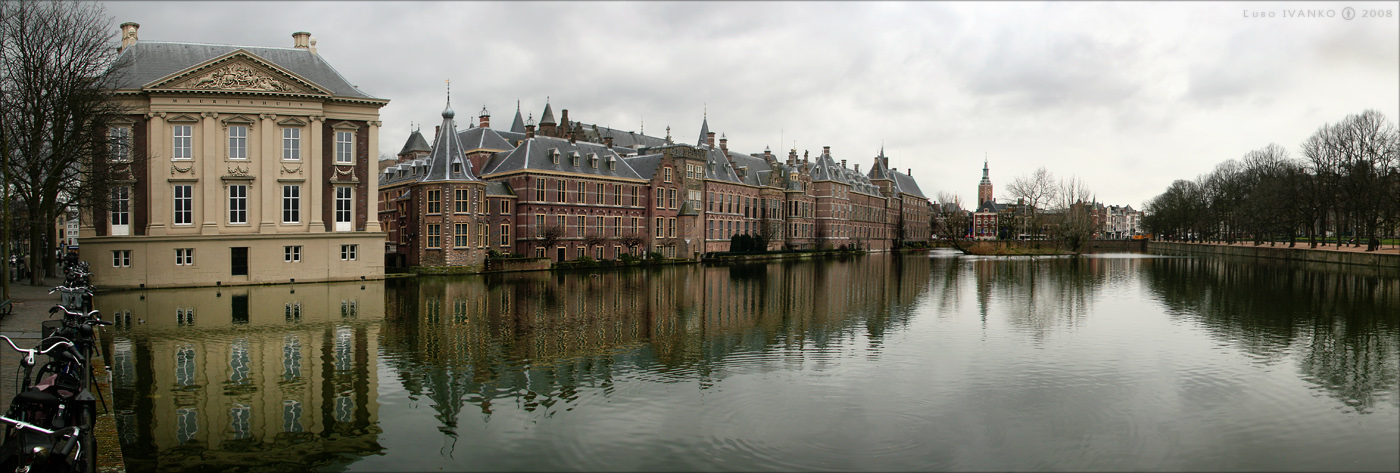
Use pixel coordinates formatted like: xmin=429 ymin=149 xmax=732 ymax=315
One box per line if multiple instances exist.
xmin=452 ymin=162 xmax=462 ymax=174
xmin=570 ymin=151 xmax=580 ymax=166
xmin=550 ymin=148 xmax=560 ymax=164
xmin=588 ymin=153 xmax=598 ymax=169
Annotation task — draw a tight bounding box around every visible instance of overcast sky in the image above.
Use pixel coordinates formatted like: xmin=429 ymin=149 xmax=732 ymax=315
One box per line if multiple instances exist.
xmin=102 ymin=1 xmax=1398 ymax=208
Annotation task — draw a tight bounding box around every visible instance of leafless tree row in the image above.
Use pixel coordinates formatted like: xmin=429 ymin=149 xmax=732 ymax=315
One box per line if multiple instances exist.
xmin=1144 ymin=110 xmax=1400 ymax=251
xmin=2 ymin=0 xmax=132 ymax=291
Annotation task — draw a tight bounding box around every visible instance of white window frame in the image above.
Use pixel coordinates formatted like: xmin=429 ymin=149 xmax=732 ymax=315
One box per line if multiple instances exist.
xmin=173 ymin=125 xmax=192 ymax=160
xmin=335 ymin=130 xmax=354 ymax=164
xmin=334 ymin=186 xmax=353 ymax=231
xmin=284 ymin=245 xmax=302 ymax=262
xmin=340 ymin=244 xmax=358 ymax=261
xmin=110 ymin=186 xmax=130 ymax=236
xmin=110 ymin=126 xmax=132 ymax=162
xmin=229 ymin=185 xmax=248 ymax=224
xmin=173 ymin=185 xmax=193 ymax=225
xmin=282 ymin=185 xmax=300 ymax=224
xmin=175 ymin=248 xmax=194 ymax=266
xmin=282 ymin=128 xmax=301 ymax=161
xmin=112 ymin=250 xmax=131 ymax=267
xmin=228 ymin=125 xmax=248 ymax=159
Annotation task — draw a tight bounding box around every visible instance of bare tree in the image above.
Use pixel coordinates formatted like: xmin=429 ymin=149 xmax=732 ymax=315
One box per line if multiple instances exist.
xmin=758 ymin=220 xmax=781 ymax=251
xmin=535 ymin=225 xmax=564 ymax=258
xmin=616 ymin=232 xmax=645 ymax=256
xmin=1053 ymin=176 xmax=1094 ymax=253
xmin=1006 ymin=167 xmax=1058 ymax=242
xmin=932 ymin=192 xmax=971 ymax=252
xmin=2 ymin=0 xmax=132 ymax=284
xmin=583 ymin=233 xmax=608 ymax=259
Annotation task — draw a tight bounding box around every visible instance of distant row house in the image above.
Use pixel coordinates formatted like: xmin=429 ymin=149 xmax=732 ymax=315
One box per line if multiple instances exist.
xmin=378 ymin=99 xmax=933 ymax=270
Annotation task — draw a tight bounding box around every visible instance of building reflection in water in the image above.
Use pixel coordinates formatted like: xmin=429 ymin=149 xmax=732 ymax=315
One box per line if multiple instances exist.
xmin=98 ymin=281 xmax=385 ymax=472
xmin=379 ymin=254 xmax=932 ymax=433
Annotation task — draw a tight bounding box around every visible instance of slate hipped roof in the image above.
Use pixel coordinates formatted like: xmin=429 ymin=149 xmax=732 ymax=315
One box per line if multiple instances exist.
xmin=111 ymin=41 xmax=380 ymax=99
xmin=456 ymin=127 xmax=514 ymax=153
xmin=398 ymin=130 xmax=431 ymax=155
xmin=482 ymin=135 xmax=645 ymax=181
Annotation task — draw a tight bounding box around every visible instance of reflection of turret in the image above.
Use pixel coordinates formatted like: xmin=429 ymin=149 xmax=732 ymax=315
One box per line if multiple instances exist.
xmin=377 ymin=255 xmax=933 ymax=431
xmin=99 ymin=281 xmax=385 ymax=470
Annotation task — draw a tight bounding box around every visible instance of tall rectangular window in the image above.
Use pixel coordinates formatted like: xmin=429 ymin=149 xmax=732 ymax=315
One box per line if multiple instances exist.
xmin=558 ymin=180 xmax=567 ymax=203
xmin=596 ymin=183 xmax=604 ymax=204
xmin=535 ymin=179 xmax=545 ymax=201
xmin=110 ymin=126 xmax=131 ymax=162
xmin=455 ymin=189 xmax=470 ymax=213
xmin=668 ymin=189 xmax=677 ymax=209
xmin=282 ymin=128 xmax=301 ymax=160
xmin=173 ymin=185 xmax=193 ymax=225
xmin=631 ymin=186 xmax=639 ymax=207
xmin=228 ymin=125 xmax=248 ymax=159
xmin=656 ymin=217 xmax=664 ymax=238
xmin=477 ymin=223 xmax=486 ymax=248
xmin=614 ymin=184 xmax=623 ymax=205
xmin=426 ymin=224 xmax=441 ymax=248
xmin=427 ymin=189 xmax=441 ymax=214
xmin=668 ymin=217 xmax=676 ymax=238
xmin=664 ymin=167 xmax=672 ymax=182
xmin=455 ymin=223 xmax=469 ymax=247
xmin=110 ymin=186 xmax=130 ymax=235
xmin=282 ymin=185 xmax=300 ymax=223
xmin=499 ymin=223 xmax=509 ymax=245
xmin=335 ymin=131 xmax=353 ymax=164
xmin=577 ymin=215 xmax=585 ymax=238
xmin=173 ymin=125 xmax=192 ymax=159
xmin=334 ymin=187 xmax=352 ymax=231
xmin=228 ymin=185 xmax=247 ymax=224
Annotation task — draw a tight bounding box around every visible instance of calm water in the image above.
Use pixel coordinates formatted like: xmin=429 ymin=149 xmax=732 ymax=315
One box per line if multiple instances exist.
xmin=98 ymin=252 xmax=1400 ymax=472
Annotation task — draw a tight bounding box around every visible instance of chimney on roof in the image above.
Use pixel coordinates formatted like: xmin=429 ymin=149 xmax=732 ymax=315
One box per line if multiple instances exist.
xmin=604 ymin=136 xmax=614 ymax=148
xmin=706 ymin=132 xmax=716 ymax=148
xmin=841 ymin=159 xmax=847 ymax=168
xmin=292 ymin=31 xmax=311 ymax=49
xmin=479 ymin=106 xmax=490 ymax=128
xmin=560 ymin=109 xmax=569 ymax=129
xmin=764 ymin=147 xmax=772 ymax=160
xmin=823 ymin=146 xmax=831 ymax=156
xmin=525 ymin=114 xmax=535 ymax=139
xmin=434 ymin=126 xmax=440 ymax=141
xmin=309 ymin=36 xmax=317 ymax=54
xmin=855 ymin=164 xmax=860 ymax=173
xmin=119 ymin=22 xmax=139 ymax=53
xmin=719 ymin=134 xmax=728 ymax=154
xmin=568 ymin=131 xmax=576 ymax=144
xmin=788 ymin=149 xmax=796 ymax=165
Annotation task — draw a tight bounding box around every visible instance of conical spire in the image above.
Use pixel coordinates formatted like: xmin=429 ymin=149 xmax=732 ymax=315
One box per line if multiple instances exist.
xmin=510 ymin=100 xmax=525 ymax=133
xmin=422 ymin=89 xmax=478 ymax=182
xmin=696 ymin=116 xmax=710 ymax=147
xmin=540 ymin=98 xmax=556 ymax=125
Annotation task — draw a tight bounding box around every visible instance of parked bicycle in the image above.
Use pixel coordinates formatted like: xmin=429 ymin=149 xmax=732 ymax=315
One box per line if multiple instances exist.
xmin=0 ymin=335 xmax=91 ymax=473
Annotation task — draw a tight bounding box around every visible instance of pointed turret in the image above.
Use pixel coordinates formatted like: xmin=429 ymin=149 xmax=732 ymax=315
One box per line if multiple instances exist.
xmin=696 ymin=116 xmax=710 ymax=147
xmin=510 ymin=100 xmax=525 ymax=134
xmin=422 ymin=93 xmax=478 ymax=182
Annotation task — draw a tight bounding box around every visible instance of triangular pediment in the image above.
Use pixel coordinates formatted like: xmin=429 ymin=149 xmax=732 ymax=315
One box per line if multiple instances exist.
xmin=145 ymin=50 xmax=330 ymax=96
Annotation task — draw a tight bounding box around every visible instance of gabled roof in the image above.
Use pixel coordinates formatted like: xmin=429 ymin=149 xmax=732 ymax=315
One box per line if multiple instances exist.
xmin=621 ymin=154 xmax=664 ymax=180
xmin=892 ymin=170 xmax=926 ymax=199
xmin=868 ymin=148 xmax=894 ymax=181
xmin=702 ymin=146 xmax=743 ymax=184
xmin=398 ymin=130 xmax=431 ymax=155
xmin=975 ymin=200 xmax=1008 ymax=213
xmin=577 ymin=123 xmax=667 ymax=149
xmin=482 ymin=136 xmax=644 ymax=181
xmin=726 ymin=151 xmax=774 ymax=187
xmin=112 ymin=41 xmax=379 ymax=100
xmin=455 ymin=127 xmax=515 ymax=153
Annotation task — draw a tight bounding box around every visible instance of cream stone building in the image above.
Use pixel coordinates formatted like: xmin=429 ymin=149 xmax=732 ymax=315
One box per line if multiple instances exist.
xmin=79 ymin=23 xmax=387 ymax=289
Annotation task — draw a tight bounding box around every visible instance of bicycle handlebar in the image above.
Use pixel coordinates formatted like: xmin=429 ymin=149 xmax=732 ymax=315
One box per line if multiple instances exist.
xmin=0 ymin=416 xmax=79 ymax=438
xmin=48 ymin=305 xmax=108 ymax=325
xmin=0 ymin=336 xmax=75 ymax=367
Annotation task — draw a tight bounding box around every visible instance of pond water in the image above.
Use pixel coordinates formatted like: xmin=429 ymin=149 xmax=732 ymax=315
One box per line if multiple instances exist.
xmin=98 ymin=252 xmax=1400 ymax=472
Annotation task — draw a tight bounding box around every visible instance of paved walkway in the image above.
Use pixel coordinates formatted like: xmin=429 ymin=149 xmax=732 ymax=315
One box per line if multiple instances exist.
xmin=1176 ymin=240 xmax=1400 ymax=255
xmin=0 ymin=277 xmax=125 ymax=473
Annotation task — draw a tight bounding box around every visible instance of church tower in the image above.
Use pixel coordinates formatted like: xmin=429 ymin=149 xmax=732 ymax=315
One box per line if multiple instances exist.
xmin=978 ymin=158 xmax=993 ymax=205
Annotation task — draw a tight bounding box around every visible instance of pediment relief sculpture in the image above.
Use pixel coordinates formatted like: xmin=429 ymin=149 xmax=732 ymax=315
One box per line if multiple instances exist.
xmin=149 ymin=52 xmax=329 ymax=96
xmin=184 ymin=64 xmax=292 ymax=92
